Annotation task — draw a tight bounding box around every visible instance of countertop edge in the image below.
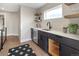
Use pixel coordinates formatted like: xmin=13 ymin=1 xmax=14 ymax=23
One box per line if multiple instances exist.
xmin=31 ymin=27 xmax=79 ymax=41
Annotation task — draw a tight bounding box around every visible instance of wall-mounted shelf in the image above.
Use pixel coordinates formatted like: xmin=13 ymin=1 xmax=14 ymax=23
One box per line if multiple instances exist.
xmin=64 ymin=13 xmax=79 ymax=18
xmin=64 ymin=3 xmax=75 ymax=6
xmin=34 ymin=19 xmax=42 ymax=22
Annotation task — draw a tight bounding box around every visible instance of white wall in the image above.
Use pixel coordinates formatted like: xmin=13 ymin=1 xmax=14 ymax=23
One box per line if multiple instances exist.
xmin=20 ymin=6 xmax=35 ymax=42
xmin=0 ymin=12 xmax=20 ymax=36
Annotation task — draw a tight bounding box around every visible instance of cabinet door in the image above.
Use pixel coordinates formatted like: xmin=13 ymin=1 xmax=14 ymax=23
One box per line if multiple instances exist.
xmin=42 ymin=35 xmax=48 ymax=52
xmin=60 ymin=44 xmax=79 ymax=56
xmin=60 ymin=37 xmax=79 ymax=50
xmin=38 ymin=34 xmax=43 ymax=49
xmin=38 ymin=31 xmax=42 ymax=48
xmin=60 ymin=44 xmax=70 ymax=56
xmin=38 ymin=31 xmax=48 ymax=52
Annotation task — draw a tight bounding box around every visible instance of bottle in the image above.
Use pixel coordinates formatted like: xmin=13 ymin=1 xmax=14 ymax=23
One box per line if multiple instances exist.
xmin=63 ymin=27 xmax=68 ymax=33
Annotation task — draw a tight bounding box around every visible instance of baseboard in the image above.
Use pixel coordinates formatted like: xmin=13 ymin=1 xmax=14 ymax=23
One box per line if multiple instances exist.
xmin=7 ymin=34 xmax=31 ymax=43
xmin=20 ymin=39 xmax=31 ymax=43
xmin=7 ymin=34 xmax=19 ymax=37
xmin=7 ymin=35 xmax=19 ymax=37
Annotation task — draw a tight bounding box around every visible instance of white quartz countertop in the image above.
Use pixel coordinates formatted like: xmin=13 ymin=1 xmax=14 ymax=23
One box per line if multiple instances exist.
xmin=32 ymin=27 xmax=79 ymax=41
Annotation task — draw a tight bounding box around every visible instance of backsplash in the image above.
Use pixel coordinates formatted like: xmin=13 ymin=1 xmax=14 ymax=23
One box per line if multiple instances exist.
xmin=41 ymin=18 xmax=70 ymax=32
xmin=41 ymin=18 xmax=79 ymax=34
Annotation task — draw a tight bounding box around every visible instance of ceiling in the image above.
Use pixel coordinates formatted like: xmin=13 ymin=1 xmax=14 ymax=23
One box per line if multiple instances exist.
xmin=21 ymin=3 xmax=46 ymax=9
xmin=0 ymin=3 xmax=46 ymax=12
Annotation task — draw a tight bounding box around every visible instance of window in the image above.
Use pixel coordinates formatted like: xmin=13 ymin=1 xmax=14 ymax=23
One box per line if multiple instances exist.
xmin=44 ymin=5 xmax=63 ymax=20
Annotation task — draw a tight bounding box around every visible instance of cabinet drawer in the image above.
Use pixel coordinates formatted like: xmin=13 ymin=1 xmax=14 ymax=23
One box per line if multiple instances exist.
xmin=60 ymin=37 xmax=79 ymax=50
xmin=60 ymin=44 xmax=79 ymax=56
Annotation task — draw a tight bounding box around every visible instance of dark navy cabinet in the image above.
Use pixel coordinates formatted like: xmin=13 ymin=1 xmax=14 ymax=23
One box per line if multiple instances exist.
xmin=43 ymin=32 xmax=79 ymax=56
xmin=60 ymin=44 xmax=79 ymax=56
xmin=38 ymin=30 xmax=48 ymax=52
xmin=31 ymin=28 xmax=79 ymax=56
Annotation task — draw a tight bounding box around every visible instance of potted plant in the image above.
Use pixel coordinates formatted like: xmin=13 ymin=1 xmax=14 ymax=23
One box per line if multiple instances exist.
xmin=68 ymin=24 xmax=79 ymax=34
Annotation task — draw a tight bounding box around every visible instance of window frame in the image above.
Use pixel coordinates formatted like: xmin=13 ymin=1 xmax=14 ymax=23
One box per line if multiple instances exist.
xmin=44 ymin=4 xmax=63 ymax=20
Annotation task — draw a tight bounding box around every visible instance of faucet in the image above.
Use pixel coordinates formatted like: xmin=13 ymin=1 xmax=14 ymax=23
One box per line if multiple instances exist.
xmin=47 ymin=22 xmax=52 ymax=30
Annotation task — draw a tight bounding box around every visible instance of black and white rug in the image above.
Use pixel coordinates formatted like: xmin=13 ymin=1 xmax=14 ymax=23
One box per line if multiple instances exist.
xmin=8 ymin=44 xmax=36 ymax=56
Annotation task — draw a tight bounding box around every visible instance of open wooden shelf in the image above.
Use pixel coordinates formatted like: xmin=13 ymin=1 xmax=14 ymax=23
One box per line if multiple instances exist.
xmin=64 ymin=3 xmax=75 ymax=6
xmin=64 ymin=13 xmax=79 ymax=18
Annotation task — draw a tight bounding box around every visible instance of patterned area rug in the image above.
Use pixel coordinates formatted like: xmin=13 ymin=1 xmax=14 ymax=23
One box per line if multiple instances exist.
xmin=8 ymin=44 xmax=36 ymax=56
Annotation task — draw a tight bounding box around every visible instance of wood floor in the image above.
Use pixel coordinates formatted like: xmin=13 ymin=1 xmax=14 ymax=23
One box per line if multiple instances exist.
xmin=0 ymin=36 xmax=49 ymax=56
